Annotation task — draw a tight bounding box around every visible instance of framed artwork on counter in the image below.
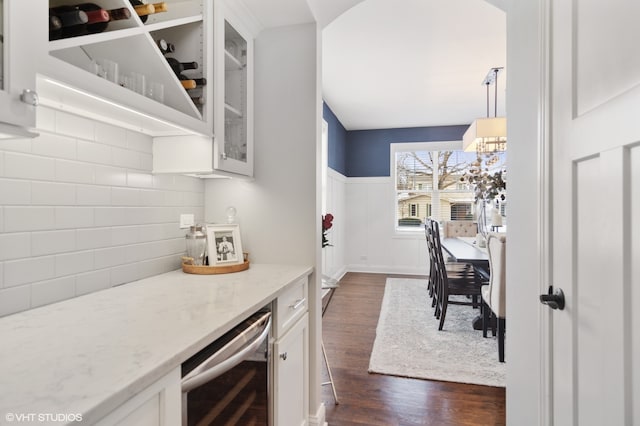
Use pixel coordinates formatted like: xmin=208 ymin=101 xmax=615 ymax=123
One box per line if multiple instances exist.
xmin=205 ymin=224 xmax=244 ymax=266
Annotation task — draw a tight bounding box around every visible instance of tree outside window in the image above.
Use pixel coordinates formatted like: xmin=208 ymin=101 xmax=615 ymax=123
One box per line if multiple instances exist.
xmin=395 ymin=146 xmax=506 ymax=230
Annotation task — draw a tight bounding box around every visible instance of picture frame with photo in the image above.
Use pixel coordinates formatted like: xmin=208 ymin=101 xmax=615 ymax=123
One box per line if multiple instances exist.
xmin=205 ymin=224 xmax=244 ymax=266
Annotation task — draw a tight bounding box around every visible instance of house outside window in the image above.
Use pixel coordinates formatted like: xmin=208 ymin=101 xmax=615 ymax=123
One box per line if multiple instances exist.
xmin=393 ymin=142 xmax=506 ymax=231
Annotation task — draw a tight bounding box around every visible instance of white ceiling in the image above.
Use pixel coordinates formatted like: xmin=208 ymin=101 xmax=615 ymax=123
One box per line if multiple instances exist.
xmin=321 ymin=0 xmax=507 ymax=131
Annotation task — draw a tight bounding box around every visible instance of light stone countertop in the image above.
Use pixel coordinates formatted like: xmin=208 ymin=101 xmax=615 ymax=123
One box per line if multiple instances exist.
xmin=0 ymin=264 xmax=313 ymax=425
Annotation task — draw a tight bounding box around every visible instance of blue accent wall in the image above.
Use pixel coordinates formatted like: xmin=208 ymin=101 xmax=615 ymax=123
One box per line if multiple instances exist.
xmin=322 ymin=103 xmax=348 ymax=175
xmin=346 ymin=125 xmax=468 ymax=177
xmin=321 ymin=101 xmax=468 ymax=177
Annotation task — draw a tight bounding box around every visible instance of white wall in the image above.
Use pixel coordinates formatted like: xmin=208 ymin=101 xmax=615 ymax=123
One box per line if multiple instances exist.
xmin=505 ymin=0 xmax=546 ymax=423
xmin=344 ymin=176 xmax=429 ymax=276
xmin=0 ymin=106 xmax=204 ymax=317
xmin=204 ymin=22 xmax=325 ymax=424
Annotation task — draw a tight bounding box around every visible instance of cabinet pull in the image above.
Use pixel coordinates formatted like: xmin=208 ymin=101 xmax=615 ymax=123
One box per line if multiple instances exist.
xmin=289 ymin=298 xmax=305 ymax=310
xmin=20 ymin=89 xmax=39 ymax=106
xmin=280 ymin=352 xmax=287 ymax=361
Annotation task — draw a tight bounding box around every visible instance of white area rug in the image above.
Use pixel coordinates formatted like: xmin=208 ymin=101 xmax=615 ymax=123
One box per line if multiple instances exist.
xmin=368 ymin=278 xmax=506 ymax=387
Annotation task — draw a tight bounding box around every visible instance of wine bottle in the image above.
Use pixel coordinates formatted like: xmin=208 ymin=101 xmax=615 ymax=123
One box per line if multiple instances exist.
xmin=179 ymin=76 xmax=206 ymax=89
xmin=165 ymin=58 xmax=198 ymax=76
xmin=190 ymin=96 xmax=205 ymax=106
xmin=130 ymin=1 xmax=168 ymax=23
xmin=50 ymin=4 xmax=131 ymax=39
xmin=49 ymin=15 xmax=63 ymax=40
xmin=156 ymin=39 xmax=175 ymax=54
xmin=77 ymin=4 xmax=131 ymax=35
xmin=49 ymin=9 xmax=88 ymax=40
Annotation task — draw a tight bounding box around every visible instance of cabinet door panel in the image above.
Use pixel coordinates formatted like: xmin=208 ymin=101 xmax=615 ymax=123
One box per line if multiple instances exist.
xmin=273 ymin=313 xmax=308 ymax=426
xmin=0 ymin=0 xmax=41 ymax=129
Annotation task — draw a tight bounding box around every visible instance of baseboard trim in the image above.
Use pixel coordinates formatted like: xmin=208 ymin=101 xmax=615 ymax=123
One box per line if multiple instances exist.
xmin=346 ymin=264 xmax=428 ymax=276
xmin=308 ymin=402 xmax=326 ymax=426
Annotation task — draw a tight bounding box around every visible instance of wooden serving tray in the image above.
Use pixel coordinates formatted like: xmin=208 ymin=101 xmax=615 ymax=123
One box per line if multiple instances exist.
xmin=181 ymin=254 xmax=249 ymax=275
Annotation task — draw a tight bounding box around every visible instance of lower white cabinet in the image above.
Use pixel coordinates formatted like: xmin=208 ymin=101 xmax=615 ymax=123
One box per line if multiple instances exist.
xmin=94 ymin=368 xmax=181 ymax=426
xmin=273 ymin=312 xmax=309 ymax=426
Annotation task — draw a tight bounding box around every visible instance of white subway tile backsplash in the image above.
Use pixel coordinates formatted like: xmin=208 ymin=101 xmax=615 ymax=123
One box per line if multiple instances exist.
xmin=77 ymin=185 xmax=110 ymax=205
xmin=95 ymin=207 xmax=126 ymax=227
xmin=139 ymin=255 xmax=180 ymax=279
xmin=0 ymin=233 xmax=31 ymax=261
xmin=31 ymin=276 xmax=76 ymax=308
xmin=95 ymin=165 xmax=127 ymax=187
xmin=1 ymin=114 xmax=204 ymax=314
xmin=94 ymin=247 xmax=125 ymax=269
xmin=55 ymin=207 xmax=94 ymax=229
xmin=112 ymin=147 xmax=141 ymax=169
xmin=4 ymin=152 xmax=56 ymax=181
xmin=77 ymin=140 xmax=112 ymax=165
xmin=36 ymin=106 xmax=56 ymax=131
xmin=112 ymin=187 xmax=141 ymax=206
xmin=126 ymin=131 xmax=152 ymax=153
xmin=111 ymin=226 xmax=140 ymax=246
xmin=164 ymin=191 xmax=184 ymax=206
xmin=32 ymin=133 xmax=77 ymax=160
xmin=55 ymin=250 xmax=94 ymax=277
xmin=76 ymin=228 xmax=112 ymax=250
xmin=0 ymin=138 xmax=32 ymax=154
xmin=4 ymin=256 xmax=56 ymax=288
xmin=32 ymin=182 xmax=76 ymax=205
xmin=138 ymin=224 xmax=167 ymax=242
xmin=140 ymin=153 xmax=153 ymax=171
xmin=127 ymin=172 xmax=154 ymax=189
xmin=55 ymin=111 xmax=95 ymax=141
xmin=123 ymin=244 xmax=142 ymax=263
xmin=153 ymin=174 xmax=175 ymax=190
xmin=55 ymin=159 xmax=95 ymax=184
xmin=110 ymin=263 xmax=139 ymax=286
xmin=0 ymin=285 xmax=31 ymax=317
xmin=140 ymin=189 xmax=165 ymax=207
xmin=32 ymin=230 xmax=76 ymax=256
xmin=75 ymin=269 xmax=111 ymax=296
xmin=4 ymin=207 xmax=56 ymax=232
xmin=0 ymin=179 xmax=31 ymax=205
xmin=95 ymin=122 xmax=127 ymax=147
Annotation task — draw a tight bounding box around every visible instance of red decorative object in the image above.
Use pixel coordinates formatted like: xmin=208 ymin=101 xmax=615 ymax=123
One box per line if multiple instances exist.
xmin=322 ymin=213 xmax=334 ymax=248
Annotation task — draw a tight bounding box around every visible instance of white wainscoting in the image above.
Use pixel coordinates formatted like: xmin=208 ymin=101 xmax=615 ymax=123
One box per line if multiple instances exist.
xmin=326 ymin=171 xmax=429 ymax=277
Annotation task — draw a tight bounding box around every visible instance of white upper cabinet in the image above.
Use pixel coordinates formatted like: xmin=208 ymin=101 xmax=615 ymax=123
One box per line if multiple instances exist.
xmin=213 ymin=1 xmax=254 ymax=177
xmin=0 ymin=1 xmax=40 ymax=136
xmin=153 ymin=0 xmax=255 ymax=177
xmin=41 ymin=0 xmax=212 ymax=137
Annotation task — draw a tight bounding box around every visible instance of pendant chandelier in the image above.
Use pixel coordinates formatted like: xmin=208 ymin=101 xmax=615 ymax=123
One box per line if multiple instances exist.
xmin=462 ymin=67 xmax=506 ymax=153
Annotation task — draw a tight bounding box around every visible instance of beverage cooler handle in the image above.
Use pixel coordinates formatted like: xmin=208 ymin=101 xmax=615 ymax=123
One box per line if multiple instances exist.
xmin=181 ymin=313 xmax=271 ymax=393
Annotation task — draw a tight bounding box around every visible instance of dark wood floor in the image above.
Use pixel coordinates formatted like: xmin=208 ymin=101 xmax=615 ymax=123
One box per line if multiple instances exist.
xmin=321 ymin=272 xmax=506 ymax=426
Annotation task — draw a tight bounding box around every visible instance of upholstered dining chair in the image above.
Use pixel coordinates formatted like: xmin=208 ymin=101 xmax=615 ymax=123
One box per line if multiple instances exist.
xmin=482 ymin=233 xmax=507 ymax=362
xmin=442 ymin=220 xmax=478 ymax=238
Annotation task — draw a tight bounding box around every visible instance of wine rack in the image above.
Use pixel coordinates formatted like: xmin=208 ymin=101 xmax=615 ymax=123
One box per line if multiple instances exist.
xmin=45 ymin=0 xmax=210 ymax=136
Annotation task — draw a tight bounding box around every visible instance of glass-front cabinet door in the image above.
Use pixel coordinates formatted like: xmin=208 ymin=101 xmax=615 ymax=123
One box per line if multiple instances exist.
xmin=214 ymin=2 xmax=253 ymax=177
xmin=0 ymin=1 xmax=39 ymax=135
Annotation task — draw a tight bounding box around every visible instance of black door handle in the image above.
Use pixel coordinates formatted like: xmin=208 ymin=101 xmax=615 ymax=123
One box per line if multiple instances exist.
xmin=540 ymin=287 xmax=565 ymax=310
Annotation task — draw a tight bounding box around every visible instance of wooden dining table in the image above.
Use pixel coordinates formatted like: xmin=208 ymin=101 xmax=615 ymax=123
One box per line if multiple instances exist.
xmin=441 ymin=237 xmax=490 ymax=277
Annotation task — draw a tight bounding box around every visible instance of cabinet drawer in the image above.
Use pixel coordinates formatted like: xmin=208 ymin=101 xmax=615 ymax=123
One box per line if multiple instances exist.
xmin=274 ymin=276 xmax=308 ymax=338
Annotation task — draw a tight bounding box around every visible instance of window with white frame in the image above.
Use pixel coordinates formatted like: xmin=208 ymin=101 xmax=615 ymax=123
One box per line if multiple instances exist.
xmin=393 ymin=142 xmax=506 ymax=231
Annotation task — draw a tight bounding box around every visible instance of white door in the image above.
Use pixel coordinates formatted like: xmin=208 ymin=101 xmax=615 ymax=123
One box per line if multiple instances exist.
xmin=548 ymin=0 xmax=640 ymax=424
